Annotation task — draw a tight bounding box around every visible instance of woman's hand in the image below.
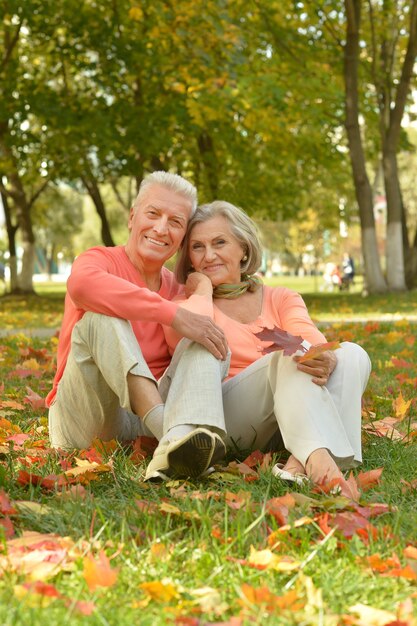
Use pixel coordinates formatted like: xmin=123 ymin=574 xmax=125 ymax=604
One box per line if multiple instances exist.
xmin=293 ymin=349 xmax=337 ymax=386
xmin=185 ymin=272 xmax=213 ymax=298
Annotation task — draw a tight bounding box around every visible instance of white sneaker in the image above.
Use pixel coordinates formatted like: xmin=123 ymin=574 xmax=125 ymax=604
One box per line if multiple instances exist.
xmin=272 ymin=463 xmax=308 ymax=486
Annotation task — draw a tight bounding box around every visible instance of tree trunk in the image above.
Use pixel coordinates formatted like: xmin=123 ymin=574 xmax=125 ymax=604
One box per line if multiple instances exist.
xmin=383 ymin=151 xmax=406 ymax=290
xmin=197 ymin=131 xmax=219 ymax=197
xmin=344 ymin=0 xmax=387 ymax=293
xmin=379 ymin=0 xmax=417 ymax=290
xmin=7 ymin=171 xmax=36 ymax=294
xmin=0 ymin=182 xmax=19 ymax=292
xmin=81 ymin=174 xmax=115 ymax=247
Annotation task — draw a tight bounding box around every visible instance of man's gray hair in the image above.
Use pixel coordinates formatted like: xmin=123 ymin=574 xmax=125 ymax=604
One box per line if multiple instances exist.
xmin=135 ymin=171 xmax=198 ymax=215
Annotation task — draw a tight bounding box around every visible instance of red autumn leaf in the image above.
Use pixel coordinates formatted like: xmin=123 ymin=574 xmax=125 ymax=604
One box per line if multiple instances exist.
xmin=253 ymin=326 xmax=305 ymax=356
xmin=225 ymin=490 xmax=251 ymax=510
xmin=235 ymin=462 xmax=259 ymax=482
xmin=356 ymin=526 xmax=378 ymax=544
xmin=130 ymin=436 xmax=158 ymax=463
xmin=391 ymin=357 xmax=414 ymax=369
xmin=0 ymin=489 xmax=17 ymax=515
xmin=83 ymin=551 xmax=118 ymax=591
xmin=333 ymin=511 xmax=374 ymax=538
xmin=355 ymin=502 xmax=391 ymax=519
xmin=315 ymin=512 xmax=333 ymax=535
xmin=22 ymin=581 xmax=62 ymax=598
xmin=298 ymin=341 xmax=340 ymax=363
xmin=24 ymin=387 xmax=46 ymax=409
xmin=8 ymin=368 xmax=43 ymax=379
xmin=7 ymin=433 xmax=30 ymax=446
xmin=242 ymin=450 xmax=265 ymax=468
xmin=175 ymin=618 xmax=201 ymax=626
xmin=69 ymin=600 xmax=96 ymax=616
xmin=135 ymin=499 xmax=159 ymax=514
xmin=17 ymin=469 xmax=72 ymax=490
xmin=356 ymin=468 xmax=383 ymax=491
xmin=19 ymin=346 xmax=52 ymax=362
xmin=0 ymin=399 xmax=26 ymax=410
xmin=265 ymin=494 xmax=296 ymax=526
xmin=0 ymin=515 xmax=15 ymax=538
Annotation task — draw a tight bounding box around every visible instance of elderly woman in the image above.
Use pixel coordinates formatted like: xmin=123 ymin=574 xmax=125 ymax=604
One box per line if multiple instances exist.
xmin=162 ymin=201 xmax=371 ymax=496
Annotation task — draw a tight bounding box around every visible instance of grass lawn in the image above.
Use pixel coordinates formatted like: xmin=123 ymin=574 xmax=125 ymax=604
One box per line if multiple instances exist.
xmin=0 ymin=288 xmax=417 ymax=624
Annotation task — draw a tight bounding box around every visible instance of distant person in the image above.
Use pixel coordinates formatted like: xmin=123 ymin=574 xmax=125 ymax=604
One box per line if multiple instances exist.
xmin=165 ymin=201 xmax=371 ymax=498
xmin=47 ymin=171 xmax=229 ymax=480
xmin=342 ymin=253 xmax=355 ymax=289
xmin=0 ymin=262 xmax=6 ymax=290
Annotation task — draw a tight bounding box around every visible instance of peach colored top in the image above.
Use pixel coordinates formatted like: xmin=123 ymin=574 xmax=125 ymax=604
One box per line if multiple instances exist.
xmin=164 ymin=286 xmax=326 ymax=379
xmin=46 ymin=245 xmax=182 ymax=406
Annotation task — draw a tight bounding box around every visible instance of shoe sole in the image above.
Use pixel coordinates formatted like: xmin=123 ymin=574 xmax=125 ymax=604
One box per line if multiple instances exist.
xmin=168 ymin=430 xmax=214 ymax=478
xmin=210 ymin=435 xmax=226 ymax=466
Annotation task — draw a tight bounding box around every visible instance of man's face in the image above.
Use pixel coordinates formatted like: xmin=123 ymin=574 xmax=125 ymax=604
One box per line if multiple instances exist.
xmin=126 ymin=184 xmax=193 ymax=268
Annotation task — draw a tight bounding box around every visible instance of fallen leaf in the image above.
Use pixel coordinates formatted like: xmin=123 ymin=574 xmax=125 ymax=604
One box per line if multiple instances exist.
xmin=24 ymin=387 xmax=46 ymax=409
xmin=83 ymin=551 xmax=118 ymax=591
xmin=392 ymin=392 xmax=412 ymax=421
xmin=139 ymin=579 xmax=180 ymax=602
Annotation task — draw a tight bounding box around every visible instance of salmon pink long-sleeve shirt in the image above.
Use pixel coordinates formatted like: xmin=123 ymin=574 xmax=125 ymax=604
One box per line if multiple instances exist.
xmin=46 ymin=246 xmax=183 ymax=406
xmin=164 ymin=286 xmax=326 ymax=380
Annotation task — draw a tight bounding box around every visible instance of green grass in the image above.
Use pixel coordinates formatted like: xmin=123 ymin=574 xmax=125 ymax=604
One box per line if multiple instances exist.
xmin=1 ymin=291 xmax=417 ymax=624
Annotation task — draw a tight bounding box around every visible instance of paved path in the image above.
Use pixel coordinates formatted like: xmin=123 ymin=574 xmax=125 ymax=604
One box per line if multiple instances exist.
xmin=1 ymin=314 xmax=417 ymax=339
xmin=0 ymin=328 xmax=58 ymax=338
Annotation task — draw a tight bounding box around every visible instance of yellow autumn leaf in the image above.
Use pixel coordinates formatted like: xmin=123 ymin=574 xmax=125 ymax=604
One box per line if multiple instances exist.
xmin=392 ymin=391 xmax=412 ymax=421
xmin=21 ymin=359 xmax=41 ymax=371
xmin=248 ymin=546 xmax=300 ymax=571
xmin=139 ymin=580 xmax=180 ymax=602
xmin=159 ymin=502 xmax=182 ymax=516
xmin=15 ymin=501 xmax=51 ymax=516
xmin=384 ymin=331 xmax=404 ymax=344
xmin=349 ymin=603 xmax=397 ymax=625
xmin=65 ymin=459 xmax=111 ymax=477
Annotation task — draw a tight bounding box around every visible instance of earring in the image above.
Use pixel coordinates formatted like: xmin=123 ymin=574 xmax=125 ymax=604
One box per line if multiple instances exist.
xmin=242 ymin=255 xmax=248 ymax=262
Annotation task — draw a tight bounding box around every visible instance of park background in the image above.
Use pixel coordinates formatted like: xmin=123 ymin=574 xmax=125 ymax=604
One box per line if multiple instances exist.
xmin=1 ymin=0 xmax=417 ymax=295
xmin=2 ymin=2 xmax=417 ymax=626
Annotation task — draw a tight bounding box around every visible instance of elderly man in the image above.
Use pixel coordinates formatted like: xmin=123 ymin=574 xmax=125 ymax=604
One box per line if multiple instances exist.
xmin=47 ymin=171 xmax=229 ymax=480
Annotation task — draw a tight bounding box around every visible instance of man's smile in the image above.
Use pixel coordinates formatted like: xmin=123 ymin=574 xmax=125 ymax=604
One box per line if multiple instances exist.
xmin=145 ymin=236 xmax=168 ymax=247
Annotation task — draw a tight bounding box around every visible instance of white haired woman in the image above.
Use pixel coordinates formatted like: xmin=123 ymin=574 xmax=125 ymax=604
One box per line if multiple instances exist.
xmin=164 ymin=201 xmax=371 ymax=497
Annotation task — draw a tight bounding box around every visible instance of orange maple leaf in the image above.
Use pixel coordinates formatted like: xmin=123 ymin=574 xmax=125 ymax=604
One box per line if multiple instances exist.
xmin=83 ymin=551 xmax=118 ymax=591
xmin=356 ymin=468 xmax=383 ymax=491
xmin=298 ymin=341 xmax=340 ymax=363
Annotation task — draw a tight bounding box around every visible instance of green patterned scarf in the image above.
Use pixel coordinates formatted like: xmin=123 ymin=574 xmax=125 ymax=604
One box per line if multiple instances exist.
xmin=213 ymin=274 xmax=262 ymax=299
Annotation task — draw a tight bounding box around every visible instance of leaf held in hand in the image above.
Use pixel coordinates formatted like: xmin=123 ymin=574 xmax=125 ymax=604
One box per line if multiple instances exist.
xmin=298 ymin=341 xmax=340 ymax=363
xmin=253 ymin=326 xmax=305 ymax=356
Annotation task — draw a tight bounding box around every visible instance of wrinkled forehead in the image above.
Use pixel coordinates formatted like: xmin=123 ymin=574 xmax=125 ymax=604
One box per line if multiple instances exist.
xmin=137 ymin=184 xmax=193 ymax=218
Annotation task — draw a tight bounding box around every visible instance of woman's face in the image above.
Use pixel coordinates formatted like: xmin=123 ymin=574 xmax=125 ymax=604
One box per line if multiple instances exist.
xmin=188 ymin=215 xmax=246 ymax=286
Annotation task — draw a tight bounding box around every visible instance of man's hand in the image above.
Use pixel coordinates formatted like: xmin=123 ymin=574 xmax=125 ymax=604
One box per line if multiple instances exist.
xmin=293 ymin=349 xmax=337 ymax=386
xmin=171 ymin=307 xmax=228 ymax=360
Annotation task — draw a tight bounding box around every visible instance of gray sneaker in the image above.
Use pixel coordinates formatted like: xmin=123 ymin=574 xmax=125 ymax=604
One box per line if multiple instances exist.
xmin=145 ymin=428 xmax=220 ymax=481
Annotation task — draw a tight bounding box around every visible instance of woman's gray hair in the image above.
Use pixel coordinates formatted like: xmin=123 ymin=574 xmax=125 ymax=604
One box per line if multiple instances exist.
xmin=134 ymin=171 xmax=198 ymax=215
xmin=175 ymin=200 xmax=263 ymax=284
